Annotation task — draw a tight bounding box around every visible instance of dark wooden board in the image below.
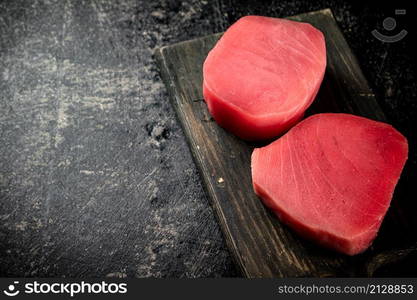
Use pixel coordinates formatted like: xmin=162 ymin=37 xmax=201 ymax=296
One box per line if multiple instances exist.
xmin=155 ymin=9 xmax=414 ymax=277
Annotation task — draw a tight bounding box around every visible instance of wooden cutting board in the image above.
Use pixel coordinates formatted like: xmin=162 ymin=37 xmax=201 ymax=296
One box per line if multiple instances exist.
xmin=155 ymin=8 xmax=414 ymax=277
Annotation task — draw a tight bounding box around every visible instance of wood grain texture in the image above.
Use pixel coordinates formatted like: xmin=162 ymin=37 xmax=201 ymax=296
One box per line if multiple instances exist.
xmin=156 ymin=8 xmax=415 ymax=278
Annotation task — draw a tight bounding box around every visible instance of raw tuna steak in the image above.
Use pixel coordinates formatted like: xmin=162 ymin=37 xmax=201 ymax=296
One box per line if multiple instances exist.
xmin=203 ymin=16 xmax=326 ymax=141
xmin=251 ymin=113 xmax=408 ymax=255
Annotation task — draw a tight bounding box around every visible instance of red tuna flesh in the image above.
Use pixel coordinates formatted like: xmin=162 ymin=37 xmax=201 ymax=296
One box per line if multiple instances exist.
xmin=203 ymin=16 xmax=326 ymax=141
xmin=251 ymin=113 xmax=408 ymax=255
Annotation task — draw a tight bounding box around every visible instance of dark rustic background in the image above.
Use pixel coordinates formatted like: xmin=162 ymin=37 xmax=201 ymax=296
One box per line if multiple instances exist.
xmin=0 ymin=0 xmax=415 ymax=277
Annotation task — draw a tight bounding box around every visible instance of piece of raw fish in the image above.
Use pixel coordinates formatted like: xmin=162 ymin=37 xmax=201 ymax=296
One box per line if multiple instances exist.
xmin=251 ymin=113 xmax=408 ymax=255
xmin=203 ymin=16 xmax=326 ymax=140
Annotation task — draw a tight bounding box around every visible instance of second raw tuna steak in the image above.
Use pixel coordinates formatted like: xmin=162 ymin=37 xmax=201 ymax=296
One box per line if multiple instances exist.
xmin=251 ymin=113 xmax=408 ymax=255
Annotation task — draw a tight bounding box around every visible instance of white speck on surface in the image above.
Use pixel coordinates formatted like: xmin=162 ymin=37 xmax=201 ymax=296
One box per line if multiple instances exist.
xmin=80 ymin=170 xmax=95 ymax=175
xmin=57 ymin=159 xmax=71 ymax=167
xmin=82 ymin=96 xmax=115 ymax=111
xmin=57 ymin=100 xmax=69 ymax=130
xmin=15 ymin=221 xmax=28 ymax=231
xmin=151 ymin=125 xmax=165 ymax=138
xmin=106 ymin=272 xmax=127 ymax=278
xmin=151 ymin=10 xmax=165 ymax=19
xmin=148 ymin=180 xmax=159 ymax=200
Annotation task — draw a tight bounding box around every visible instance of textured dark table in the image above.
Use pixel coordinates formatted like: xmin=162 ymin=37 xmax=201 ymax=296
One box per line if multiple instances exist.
xmin=0 ymin=0 xmax=415 ymax=277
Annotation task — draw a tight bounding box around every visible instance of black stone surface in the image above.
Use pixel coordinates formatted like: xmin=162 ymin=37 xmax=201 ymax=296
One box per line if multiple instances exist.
xmin=0 ymin=0 xmax=415 ymax=277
